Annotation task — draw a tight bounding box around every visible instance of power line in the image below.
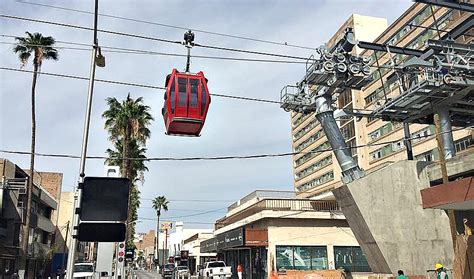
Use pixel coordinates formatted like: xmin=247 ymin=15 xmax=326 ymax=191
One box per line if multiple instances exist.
xmin=141 ymin=198 xmax=235 ymax=202
xmin=0 ymin=14 xmax=312 ymax=61
xmin=136 ymin=218 xmax=215 ymax=225
xmin=0 ymin=37 xmax=308 ymax=64
xmin=14 ymin=0 xmax=317 ymax=51
xmin=1 ymin=127 xmax=469 ymax=162
xmin=0 ymin=66 xmax=282 ymax=104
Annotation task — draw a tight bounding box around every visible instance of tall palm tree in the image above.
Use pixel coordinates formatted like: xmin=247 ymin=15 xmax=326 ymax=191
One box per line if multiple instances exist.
xmin=152 ymin=196 xmax=169 ymax=264
xmin=102 ymin=94 xmax=153 ymax=179
xmin=102 ymin=94 xmax=153 ymax=245
xmin=13 ymin=32 xmax=58 ymax=267
xmin=106 ymin=139 xmax=149 ymax=183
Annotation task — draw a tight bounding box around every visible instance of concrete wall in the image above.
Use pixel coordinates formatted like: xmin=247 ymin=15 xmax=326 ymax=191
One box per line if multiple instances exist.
xmin=333 ymin=160 xmax=453 ymax=275
xmin=265 ymin=218 xmax=360 ymax=273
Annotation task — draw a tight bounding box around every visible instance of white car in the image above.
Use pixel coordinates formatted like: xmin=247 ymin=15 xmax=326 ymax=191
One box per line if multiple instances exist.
xmin=199 ymin=261 xmax=232 ymax=279
xmin=173 ymin=266 xmax=190 ymax=279
xmin=73 ymin=262 xmax=96 ymax=278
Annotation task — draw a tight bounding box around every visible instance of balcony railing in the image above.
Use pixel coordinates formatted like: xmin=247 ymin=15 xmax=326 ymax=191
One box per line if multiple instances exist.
xmin=217 ymin=199 xmax=340 ymax=230
xmin=227 ymin=190 xmax=297 ymax=211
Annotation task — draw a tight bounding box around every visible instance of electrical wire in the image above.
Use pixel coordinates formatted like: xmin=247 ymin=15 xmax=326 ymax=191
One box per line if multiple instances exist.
xmin=0 ymin=14 xmax=312 ymax=61
xmin=0 ymin=66 xmax=282 ymax=104
xmin=14 ymin=0 xmax=317 ymax=51
xmin=0 ymin=37 xmax=308 ymax=64
xmin=1 ymin=127 xmax=470 ymax=162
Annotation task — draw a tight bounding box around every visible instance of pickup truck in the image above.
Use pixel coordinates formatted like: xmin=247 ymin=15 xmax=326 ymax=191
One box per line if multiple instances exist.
xmin=199 ymin=261 xmax=232 ymax=278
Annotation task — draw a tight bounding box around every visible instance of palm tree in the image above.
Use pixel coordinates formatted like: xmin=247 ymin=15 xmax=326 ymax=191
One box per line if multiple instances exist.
xmin=102 ymin=94 xmax=153 ymax=245
xmin=106 ymin=139 xmax=149 ymax=183
xmin=152 ymin=196 xmax=169 ymax=264
xmin=13 ymin=32 xmax=58 ymax=267
xmin=102 ymin=94 xmax=153 ymax=179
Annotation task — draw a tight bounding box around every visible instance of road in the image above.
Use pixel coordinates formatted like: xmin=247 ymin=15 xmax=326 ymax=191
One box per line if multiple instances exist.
xmin=133 ymin=270 xmax=162 ymax=278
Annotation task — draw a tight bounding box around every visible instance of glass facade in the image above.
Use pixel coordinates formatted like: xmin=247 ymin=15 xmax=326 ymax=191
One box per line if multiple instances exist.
xmin=334 ymin=246 xmax=371 ymax=272
xmin=276 ymin=246 xmax=328 ymax=271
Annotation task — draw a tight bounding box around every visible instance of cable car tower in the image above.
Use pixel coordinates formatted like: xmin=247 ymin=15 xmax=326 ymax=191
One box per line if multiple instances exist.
xmin=281 ymin=28 xmax=370 ymax=184
xmin=162 ymin=31 xmax=211 ymax=136
xmin=281 ymin=4 xmax=474 ymax=185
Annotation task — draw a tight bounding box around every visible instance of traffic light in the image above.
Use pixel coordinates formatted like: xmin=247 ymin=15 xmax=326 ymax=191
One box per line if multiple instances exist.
xmin=77 ymin=177 xmax=130 ymax=242
xmin=117 ymin=242 xmax=125 ymax=263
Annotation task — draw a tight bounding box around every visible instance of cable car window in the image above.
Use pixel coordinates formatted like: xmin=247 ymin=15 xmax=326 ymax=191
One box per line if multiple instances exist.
xmin=170 ymin=77 xmax=175 ymax=113
xmin=178 ymin=78 xmax=187 ymax=107
xmin=201 ymin=80 xmax=207 ymax=115
xmin=190 ymin=79 xmax=199 ymax=108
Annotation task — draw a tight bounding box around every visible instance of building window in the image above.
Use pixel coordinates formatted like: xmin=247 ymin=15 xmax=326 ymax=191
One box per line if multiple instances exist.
xmin=297 ymin=171 xmax=334 ymax=192
xmin=295 ymin=155 xmax=332 ymax=180
xmin=415 ymin=149 xmax=439 ymax=162
xmin=454 ymin=136 xmax=473 ymax=153
xmin=334 ymin=246 xmax=370 ymax=272
xmin=276 ymin=246 xmax=328 ymax=271
xmin=295 ymin=141 xmax=331 ymax=167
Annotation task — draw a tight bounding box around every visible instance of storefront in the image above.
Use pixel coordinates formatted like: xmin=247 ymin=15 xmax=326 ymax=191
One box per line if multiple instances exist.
xmin=201 ymin=227 xmax=268 ymax=279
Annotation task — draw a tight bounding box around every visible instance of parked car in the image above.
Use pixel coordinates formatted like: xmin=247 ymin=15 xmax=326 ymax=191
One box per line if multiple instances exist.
xmin=73 ymin=262 xmax=96 ymax=278
xmin=173 ymin=266 xmax=190 ymax=279
xmin=162 ymin=263 xmax=175 ymax=278
xmin=199 ymin=261 xmax=232 ymax=278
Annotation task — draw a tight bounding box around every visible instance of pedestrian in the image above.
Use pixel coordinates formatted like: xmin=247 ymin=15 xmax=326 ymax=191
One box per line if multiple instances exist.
xmin=435 ymin=263 xmax=448 ymax=279
xmin=237 ymin=263 xmax=243 ymax=279
xmin=395 ymin=270 xmax=408 ymax=279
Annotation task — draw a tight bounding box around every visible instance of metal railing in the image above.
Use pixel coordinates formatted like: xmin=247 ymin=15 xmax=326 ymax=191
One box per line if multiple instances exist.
xmin=217 ymin=199 xmax=340 ymax=230
xmin=227 ymin=190 xmax=297 ymax=211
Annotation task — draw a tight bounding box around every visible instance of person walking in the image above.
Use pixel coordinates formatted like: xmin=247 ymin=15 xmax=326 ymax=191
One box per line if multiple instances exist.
xmin=237 ymin=263 xmax=243 ymax=279
xmin=395 ymin=270 xmax=408 ymax=279
xmin=435 ymin=263 xmax=449 ymax=279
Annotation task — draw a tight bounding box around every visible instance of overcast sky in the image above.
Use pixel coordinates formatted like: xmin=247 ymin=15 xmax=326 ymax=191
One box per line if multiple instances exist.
xmin=0 ymin=0 xmax=412 ymax=233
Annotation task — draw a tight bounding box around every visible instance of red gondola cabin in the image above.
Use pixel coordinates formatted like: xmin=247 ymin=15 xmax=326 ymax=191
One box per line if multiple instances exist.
xmin=162 ymin=69 xmax=211 ymax=136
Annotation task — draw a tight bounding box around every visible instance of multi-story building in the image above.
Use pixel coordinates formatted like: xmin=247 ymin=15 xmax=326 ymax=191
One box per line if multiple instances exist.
xmin=202 ymin=190 xmax=370 ymax=278
xmin=0 ymin=158 xmax=60 ymax=278
xmin=292 ymin=3 xmax=473 ymax=197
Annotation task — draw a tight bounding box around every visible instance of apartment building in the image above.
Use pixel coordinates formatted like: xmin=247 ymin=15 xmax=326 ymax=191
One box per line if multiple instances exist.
xmin=292 ymin=3 xmax=473 ymax=197
xmin=0 ymin=158 xmax=60 ymax=278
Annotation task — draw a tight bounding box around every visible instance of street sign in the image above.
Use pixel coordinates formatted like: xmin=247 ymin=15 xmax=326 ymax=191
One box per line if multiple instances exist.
xmin=125 ymin=248 xmax=134 ymax=262
xmin=160 ymin=221 xmax=173 ymax=230
xmin=77 ymin=177 xmax=130 ymax=242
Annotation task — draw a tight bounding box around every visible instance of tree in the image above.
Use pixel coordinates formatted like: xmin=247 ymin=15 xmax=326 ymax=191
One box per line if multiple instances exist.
xmin=13 ymin=32 xmax=58 ymax=271
xmin=106 ymin=139 xmax=149 ymax=184
xmin=102 ymin=94 xmax=153 ymax=246
xmin=152 ymin=196 xmax=169 ymax=264
xmin=102 ymin=93 xmax=153 ymax=179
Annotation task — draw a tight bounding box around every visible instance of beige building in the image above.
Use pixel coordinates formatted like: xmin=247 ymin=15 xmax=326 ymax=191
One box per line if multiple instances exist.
xmin=202 ymin=191 xmax=367 ymax=278
xmin=292 ymin=3 xmax=474 ymax=197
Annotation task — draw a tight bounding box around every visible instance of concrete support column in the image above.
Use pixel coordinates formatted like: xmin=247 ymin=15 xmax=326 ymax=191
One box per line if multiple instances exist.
xmin=438 ymin=108 xmax=456 ymax=159
xmin=314 ymin=95 xmax=364 ymax=184
xmin=327 ymin=244 xmax=335 ymax=270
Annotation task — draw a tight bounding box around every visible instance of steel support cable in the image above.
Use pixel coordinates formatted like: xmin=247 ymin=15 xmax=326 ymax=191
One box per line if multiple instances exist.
xmin=0 ymin=127 xmax=469 ymax=162
xmin=15 ymin=0 xmax=317 ymax=51
xmin=0 ymin=14 xmax=312 ymax=61
xmin=0 ymin=39 xmax=307 ymax=64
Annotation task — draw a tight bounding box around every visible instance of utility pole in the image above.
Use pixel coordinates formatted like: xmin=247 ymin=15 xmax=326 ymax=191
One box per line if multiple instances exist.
xmin=61 ymin=221 xmax=70 ymax=275
xmin=65 ymin=0 xmax=99 ymax=277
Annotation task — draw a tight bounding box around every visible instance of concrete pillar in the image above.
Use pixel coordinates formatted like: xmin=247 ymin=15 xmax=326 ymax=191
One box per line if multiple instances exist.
xmin=438 ymin=108 xmax=456 ymax=159
xmin=327 ymin=245 xmax=335 ymax=270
